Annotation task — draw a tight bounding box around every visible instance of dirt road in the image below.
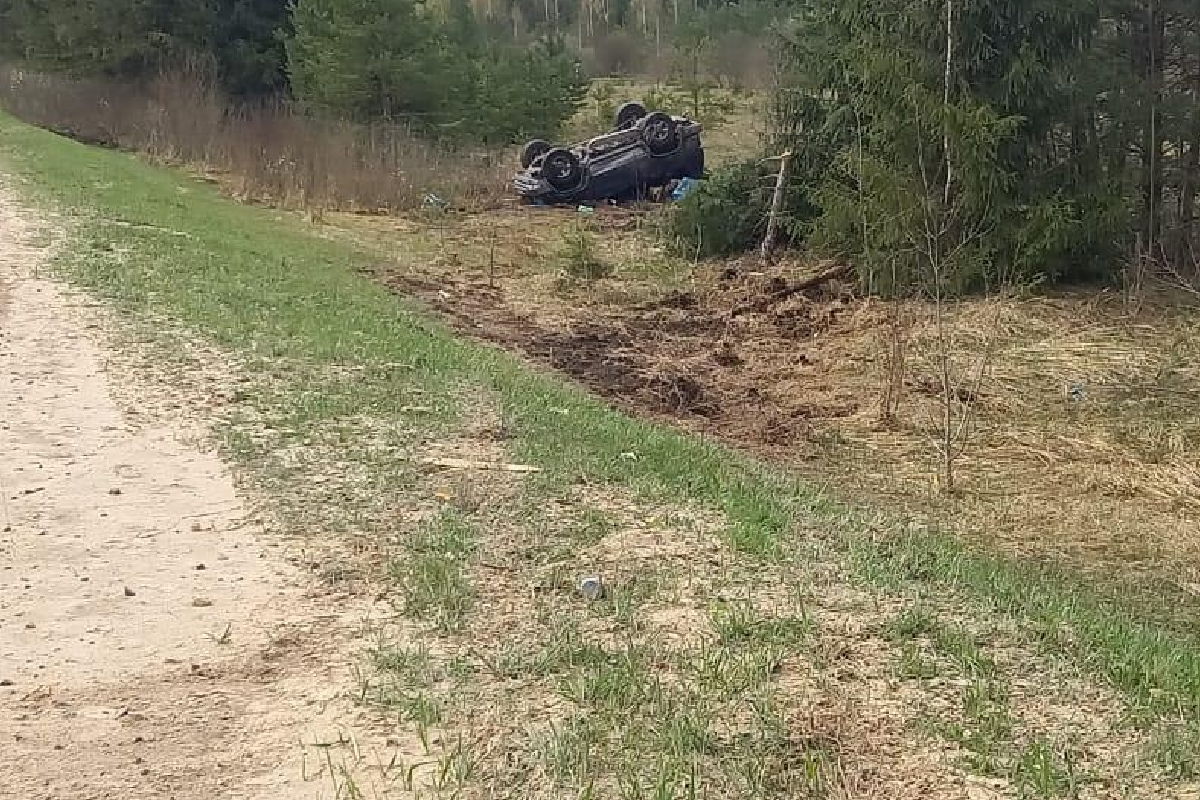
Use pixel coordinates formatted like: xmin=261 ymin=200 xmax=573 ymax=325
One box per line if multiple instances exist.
xmin=0 ymin=190 xmax=405 ymax=799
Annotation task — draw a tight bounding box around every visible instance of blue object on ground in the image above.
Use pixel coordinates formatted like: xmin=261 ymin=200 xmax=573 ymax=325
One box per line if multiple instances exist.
xmin=669 ymin=177 xmax=700 ymax=202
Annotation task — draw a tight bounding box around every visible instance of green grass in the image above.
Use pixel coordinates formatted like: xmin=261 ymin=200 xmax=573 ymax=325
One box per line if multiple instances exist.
xmin=478 ymin=617 xmax=609 ymax=679
xmin=710 ymin=600 xmax=811 ymax=647
xmin=534 ymin=636 xmax=834 ymax=797
xmin=1149 ymin=720 xmax=1200 ymax=779
xmin=8 ymin=110 xmax=1200 ymax=785
xmin=557 ymin=644 xmax=654 ymax=712
xmin=391 ymin=510 xmax=477 ymax=632
xmin=1011 ymin=738 xmax=1082 ymax=799
xmin=855 ymin=532 xmax=1200 ymax=718
xmin=887 ymin=606 xmax=1017 ymax=775
xmin=886 ymin=606 xmax=995 ymax=676
xmin=366 ymin=641 xmax=447 ymax=738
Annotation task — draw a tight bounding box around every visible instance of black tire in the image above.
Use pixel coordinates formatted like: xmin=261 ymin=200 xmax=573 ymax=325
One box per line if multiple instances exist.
xmin=520 ymin=138 xmax=551 ymax=169
xmin=639 ymin=112 xmax=680 ymax=155
xmin=541 ymin=148 xmax=584 ymax=191
xmin=683 ymin=146 xmax=706 ymax=179
xmin=614 ymin=102 xmax=647 ymax=130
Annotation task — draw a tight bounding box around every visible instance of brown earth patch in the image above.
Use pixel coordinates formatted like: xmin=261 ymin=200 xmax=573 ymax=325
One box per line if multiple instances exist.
xmin=357 ymin=205 xmax=1200 ymax=593
xmin=370 ymin=245 xmax=868 ymax=457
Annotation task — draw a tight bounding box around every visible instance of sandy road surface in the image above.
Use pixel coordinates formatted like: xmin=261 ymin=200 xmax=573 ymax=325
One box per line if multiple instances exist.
xmin=0 ymin=190 xmax=406 ymax=799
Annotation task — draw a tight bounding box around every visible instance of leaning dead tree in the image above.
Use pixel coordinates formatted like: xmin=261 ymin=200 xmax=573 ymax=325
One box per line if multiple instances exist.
xmin=760 ymin=150 xmax=793 ymax=261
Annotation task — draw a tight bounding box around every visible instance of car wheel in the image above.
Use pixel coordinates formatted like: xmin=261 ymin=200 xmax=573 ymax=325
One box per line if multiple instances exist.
xmin=521 ymin=138 xmax=551 ymax=169
xmin=614 ymin=102 xmax=647 ymax=130
xmin=541 ymin=148 xmax=584 ymax=191
xmin=640 ymin=112 xmax=680 ymax=155
xmin=684 ymin=147 xmax=706 ymax=179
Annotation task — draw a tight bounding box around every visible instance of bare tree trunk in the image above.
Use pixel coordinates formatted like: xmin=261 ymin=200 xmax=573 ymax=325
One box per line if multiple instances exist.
xmin=938 ymin=0 xmax=955 ymax=493
xmin=760 ymin=152 xmax=792 ymax=261
xmin=655 ymin=11 xmax=661 ymax=62
xmin=1179 ymin=135 xmax=1197 ymax=265
xmin=942 ymin=0 xmax=953 ymax=208
xmin=1180 ymin=49 xmax=1200 ymax=271
xmin=879 ymin=300 xmax=910 ymax=421
xmin=1141 ymin=0 xmax=1166 ymax=259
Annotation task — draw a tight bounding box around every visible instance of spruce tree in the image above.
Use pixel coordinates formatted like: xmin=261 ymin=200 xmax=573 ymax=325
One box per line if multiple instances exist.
xmin=287 ymin=0 xmax=452 ymax=120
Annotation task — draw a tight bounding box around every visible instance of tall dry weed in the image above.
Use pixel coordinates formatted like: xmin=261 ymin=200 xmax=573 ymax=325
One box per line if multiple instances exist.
xmin=0 ymin=63 xmax=511 ymax=213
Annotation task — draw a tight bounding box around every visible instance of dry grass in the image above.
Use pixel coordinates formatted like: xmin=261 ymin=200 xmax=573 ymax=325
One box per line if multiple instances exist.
xmin=332 ymin=201 xmax=1200 ymax=600
xmin=0 ymin=65 xmax=510 ymax=213
xmin=825 ymin=292 xmax=1200 ymax=586
xmin=352 ymin=399 xmax=1193 ymax=799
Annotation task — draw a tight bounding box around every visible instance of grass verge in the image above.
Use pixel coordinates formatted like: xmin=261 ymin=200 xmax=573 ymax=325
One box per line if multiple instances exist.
xmin=4 ymin=111 xmax=1200 ymax=795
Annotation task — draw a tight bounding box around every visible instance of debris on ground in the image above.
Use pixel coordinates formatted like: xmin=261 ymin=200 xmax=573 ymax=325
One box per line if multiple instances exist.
xmin=421 ymin=192 xmax=448 ymax=212
xmin=668 ymin=176 xmax=700 ymax=202
xmin=578 ymin=576 xmax=605 ymax=600
xmin=417 ymin=456 xmax=542 ymax=473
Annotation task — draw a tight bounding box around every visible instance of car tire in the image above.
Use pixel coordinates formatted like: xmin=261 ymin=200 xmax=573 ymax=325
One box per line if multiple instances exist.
xmin=640 ymin=112 xmax=680 ymax=156
xmin=541 ymin=148 xmax=584 ymax=191
xmin=615 ymin=102 xmax=647 ymax=130
xmin=521 ymin=138 xmax=551 ymax=169
xmin=684 ymin=146 xmax=706 ymax=179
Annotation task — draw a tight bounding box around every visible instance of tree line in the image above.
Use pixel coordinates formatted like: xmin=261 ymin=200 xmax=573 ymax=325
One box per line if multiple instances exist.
xmin=4 ymin=0 xmax=1197 ymax=288
xmin=766 ymin=0 xmax=1200 ymax=289
xmin=0 ymin=0 xmax=293 ymax=97
xmin=0 ymin=0 xmax=779 ymax=143
xmin=0 ymin=0 xmax=586 ymax=142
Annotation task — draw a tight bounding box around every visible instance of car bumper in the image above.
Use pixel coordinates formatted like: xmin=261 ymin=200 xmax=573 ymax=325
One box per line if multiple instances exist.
xmin=513 ymin=174 xmax=552 ymax=198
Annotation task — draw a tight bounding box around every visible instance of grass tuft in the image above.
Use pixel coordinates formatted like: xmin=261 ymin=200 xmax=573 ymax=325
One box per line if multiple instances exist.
xmin=391 ymin=510 xmax=477 ymax=632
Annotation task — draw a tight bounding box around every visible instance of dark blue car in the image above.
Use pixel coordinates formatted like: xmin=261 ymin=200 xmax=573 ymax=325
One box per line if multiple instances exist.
xmin=514 ymin=103 xmax=705 ymax=205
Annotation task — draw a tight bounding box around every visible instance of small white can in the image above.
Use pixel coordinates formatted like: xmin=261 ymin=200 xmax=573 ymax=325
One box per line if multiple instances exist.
xmin=579 ymin=576 xmax=605 ymax=601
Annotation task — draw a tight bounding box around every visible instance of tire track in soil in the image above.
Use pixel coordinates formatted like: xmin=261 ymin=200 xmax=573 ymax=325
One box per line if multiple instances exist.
xmin=373 ymin=264 xmax=866 ymax=456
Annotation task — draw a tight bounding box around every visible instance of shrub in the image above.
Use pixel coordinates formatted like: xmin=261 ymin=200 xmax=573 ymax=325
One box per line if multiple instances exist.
xmin=664 ymin=160 xmax=770 ymax=259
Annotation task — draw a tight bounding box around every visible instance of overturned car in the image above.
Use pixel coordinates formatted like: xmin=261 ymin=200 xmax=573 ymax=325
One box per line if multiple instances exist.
xmin=514 ymin=102 xmax=705 ymax=205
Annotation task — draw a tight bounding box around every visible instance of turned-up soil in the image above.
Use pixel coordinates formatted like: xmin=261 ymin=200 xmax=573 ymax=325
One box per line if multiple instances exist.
xmin=359 ymin=205 xmax=1200 ymax=588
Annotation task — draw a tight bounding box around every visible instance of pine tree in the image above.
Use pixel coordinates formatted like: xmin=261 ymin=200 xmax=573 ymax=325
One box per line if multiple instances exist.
xmin=0 ymin=0 xmax=217 ymax=78
xmin=287 ymin=0 xmax=583 ymax=141
xmin=0 ymin=0 xmax=289 ymax=97
xmin=287 ymin=0 xmax=452 ymax=121
xmin=212 ymin=0 xmax=292 ymax=96
xmin=772 ymin=0 xmax=1141 ymax=291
